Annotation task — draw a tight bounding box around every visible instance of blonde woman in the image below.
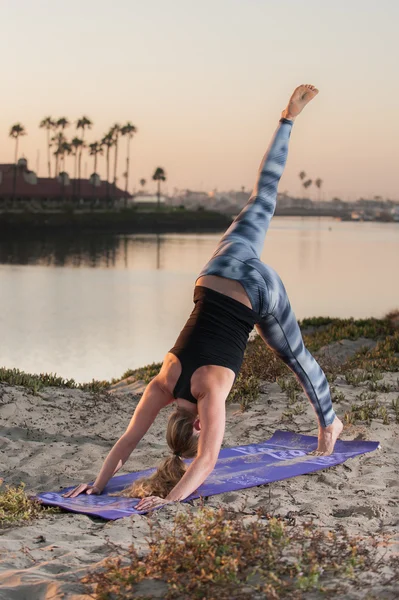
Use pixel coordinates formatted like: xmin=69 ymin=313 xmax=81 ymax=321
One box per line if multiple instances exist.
xmin=65 ymin=85 xmax=343 ymax=511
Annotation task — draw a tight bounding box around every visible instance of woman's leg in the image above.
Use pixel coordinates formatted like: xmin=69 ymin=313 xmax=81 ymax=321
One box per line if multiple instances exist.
xmin=200 ymin=85 xmax=319 ymax=267
xmin=196 ymin=115 xmax=295 ymax=312
xmin=214 ymin=117 xmax=294 ymax=259
xmin=255 ymin=265 xmax=343 ymax=454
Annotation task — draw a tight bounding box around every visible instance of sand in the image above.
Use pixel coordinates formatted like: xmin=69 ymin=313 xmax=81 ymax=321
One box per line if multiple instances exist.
xmin=0 ymin=344 xmax=398 ymax=599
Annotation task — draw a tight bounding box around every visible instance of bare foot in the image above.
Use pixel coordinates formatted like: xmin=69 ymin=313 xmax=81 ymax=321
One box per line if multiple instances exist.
xmin=281 ymin=84 xmax=319 ymax=121
xmin=311 ymin=417 xmax=344 ymax=456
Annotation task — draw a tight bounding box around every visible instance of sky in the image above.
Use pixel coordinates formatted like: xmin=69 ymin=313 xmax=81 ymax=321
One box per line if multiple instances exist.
xmin=0 ymin=0 xmax=398 ymax=201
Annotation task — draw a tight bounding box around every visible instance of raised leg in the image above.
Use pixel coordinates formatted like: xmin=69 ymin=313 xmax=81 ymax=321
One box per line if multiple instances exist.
xmin=208 ymin=84 xmax=319 ymax=262
xmin=215 ymin=118 xmax=293 ymax=259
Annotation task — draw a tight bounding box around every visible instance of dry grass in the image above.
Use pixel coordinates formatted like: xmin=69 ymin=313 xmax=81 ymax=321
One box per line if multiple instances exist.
xmin=83 ymin=507 xmax=398 ymax=600
xmin=111 ymin=362 xmax=162 ymax=385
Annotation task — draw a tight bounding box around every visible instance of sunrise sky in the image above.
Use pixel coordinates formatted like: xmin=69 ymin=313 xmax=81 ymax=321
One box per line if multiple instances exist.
xmin=1 ymin=0 xmax=398 ymax=201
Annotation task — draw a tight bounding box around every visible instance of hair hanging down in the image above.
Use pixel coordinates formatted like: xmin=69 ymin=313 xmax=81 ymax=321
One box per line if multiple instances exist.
xmin=117 ymin=407 xmax=199 ymax=499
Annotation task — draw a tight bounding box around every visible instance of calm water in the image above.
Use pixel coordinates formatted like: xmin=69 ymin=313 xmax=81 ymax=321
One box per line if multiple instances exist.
xmin=1 ymin=218 xmax=398 ymax=383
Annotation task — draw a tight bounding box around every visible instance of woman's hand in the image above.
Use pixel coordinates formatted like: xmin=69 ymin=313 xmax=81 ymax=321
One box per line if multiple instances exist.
xmin=63 ymin=483 xmax=102 ymax=498
xmin=134 ymin=496 xmax=171 ymax=511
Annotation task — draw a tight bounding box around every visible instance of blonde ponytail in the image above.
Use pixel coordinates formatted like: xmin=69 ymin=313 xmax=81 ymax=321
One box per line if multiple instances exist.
xmin=118 ymin=407 xmax=198 ymax=499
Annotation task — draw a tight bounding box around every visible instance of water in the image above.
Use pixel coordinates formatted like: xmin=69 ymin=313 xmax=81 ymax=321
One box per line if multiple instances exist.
xmin=0 ymin=218 xmax=398 ymax=383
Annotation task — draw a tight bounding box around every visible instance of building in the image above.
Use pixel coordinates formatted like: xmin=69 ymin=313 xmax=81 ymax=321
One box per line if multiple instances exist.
xmin=0 ymin=159 xmax=130 ymax=207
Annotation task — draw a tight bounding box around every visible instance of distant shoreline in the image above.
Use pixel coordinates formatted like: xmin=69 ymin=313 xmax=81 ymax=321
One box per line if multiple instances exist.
xmin=1 ymin=207 xmax=397 ymax=235
xmin=0 ymin=209 xmax=232 ymax=234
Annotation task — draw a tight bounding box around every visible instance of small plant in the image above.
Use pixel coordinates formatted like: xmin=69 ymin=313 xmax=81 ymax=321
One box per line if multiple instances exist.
xmin=356 ymin=390 xmax=378 ymax=402
xmin=345 ymin=371 xmax=365 ymax=386
xmin=368 ymin=380 xmax=395 ymax=393
xmin=0 ymin=482 xmax=59 ymax=528
xmin=392 ymin=397 xmax=399 ymax=423
xmin=282 ymin=402 xmax=306 ymax=421
xmin=348 ymin=331 xmax=399 ymax=373
xmin=344 ymin=399 xmax=387 ymax=425
xmin=380 ymin=406 xmax=390 ymax=425
xmin=228 ymin=374 xmax=260 ymax=410
xmin=345 ymin=370 xmax=382 ymax=387
xmin=331 ymin=386 xmax=346 ymax=403
xmin=277 ymin=377 xmax=301 ymax=394
xmin=282 ymin=409 xmax=295 ymax=422
xmin=287 ymin=388 xmax=299 ymax=404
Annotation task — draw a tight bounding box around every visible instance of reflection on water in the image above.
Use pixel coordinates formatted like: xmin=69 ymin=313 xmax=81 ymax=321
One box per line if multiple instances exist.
xmin=0 ymin=233 xmax=125 ymax=269
xmin=0 ymin=218 xmax=398 ymax=383
xmin=0 ymin=233 xmax=203 ymax=271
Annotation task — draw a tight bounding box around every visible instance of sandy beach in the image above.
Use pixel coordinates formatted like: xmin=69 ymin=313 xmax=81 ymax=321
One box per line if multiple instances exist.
xmin=1 ymin=329 xmax=398 ymax=599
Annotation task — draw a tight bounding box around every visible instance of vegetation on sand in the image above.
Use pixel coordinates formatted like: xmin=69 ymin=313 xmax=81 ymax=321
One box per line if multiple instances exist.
xmin=83 ymin=507 xmax=397 ymax=600
xmin=0 ymin=367 xmax=108 ymax=395
xmin=0 ymin=482 xmax=59 ymax=528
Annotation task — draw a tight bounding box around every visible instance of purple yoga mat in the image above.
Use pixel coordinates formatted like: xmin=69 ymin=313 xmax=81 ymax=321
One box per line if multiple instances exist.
xmin=37 ymin=430 xmax=379 ymax=520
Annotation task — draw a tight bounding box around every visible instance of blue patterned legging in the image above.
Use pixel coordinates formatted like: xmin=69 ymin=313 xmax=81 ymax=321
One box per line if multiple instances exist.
xmin=197 ymin=118 xmax=336 ymax=427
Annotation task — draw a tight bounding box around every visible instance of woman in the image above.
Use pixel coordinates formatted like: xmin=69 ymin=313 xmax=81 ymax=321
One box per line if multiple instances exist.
xmin=65 ymin=84 xmax=343 ymax=511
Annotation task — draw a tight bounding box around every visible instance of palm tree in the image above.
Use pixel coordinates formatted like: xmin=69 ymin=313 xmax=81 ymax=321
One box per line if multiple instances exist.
xmin=76 ymin=116 xmax=92 ymax=196
xmin=39 ymin=117 xmax=56 ymax=177
xmin=315 ymin=178 xmax=323 ymax=201
xmin=298 ymin=171 xmax=307 ymax=198
xmin=71 ymin=137 xmax=83 ymax=199
xmin=88 ymin=141 xmax=103 ymax=176
xmin=9 ymin=123 xmax=26 ymax=163
xmin=59 ymin=141 xmax=72 ymax=203
xmin=101 ymin=132 xmax=114 ymax=202
xmin=108 ymin=124 xmax=121 ymax=189
xmin=140 ymin=178 xmax=146 ymax=189
xmin=120 ymin=122 xmax=137 ymax=196
xmin=60 ymin=141 xmax=72 ymax=173
xmin=303 ymin=179 xmax=313 ymax=199
xmin=56 ymin=117 xmax=70 ymax=135
xmin=71 ymin=137 xmax=84 ymax=180
xmin=51 ymin=132 xmax=66 ymax=176
xmin=9 ymin=123 xmax=26 ymax=201
xmin=76 ymin=116 xmax=92 ymax=177
xmin=54 ymin=119 xmax=69 ymax=178
xmin=88 ymin=141 xmax=104 ymax=204
xmin=152 ymin=167 xmax=167 ymax=209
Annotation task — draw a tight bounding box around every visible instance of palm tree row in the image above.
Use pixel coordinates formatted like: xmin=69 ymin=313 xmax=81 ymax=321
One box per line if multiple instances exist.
xmin=9 ymin=118 xmax=168 ymax=204
xmin=9 ymin=118 xmax=141 ymax=195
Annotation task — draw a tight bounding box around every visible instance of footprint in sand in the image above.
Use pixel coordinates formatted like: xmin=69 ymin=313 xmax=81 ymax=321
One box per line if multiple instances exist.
xmin=332 ymin=506 xmax=381 ymax=519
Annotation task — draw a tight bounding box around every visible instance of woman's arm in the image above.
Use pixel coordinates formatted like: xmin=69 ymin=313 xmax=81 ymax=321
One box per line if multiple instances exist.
xmin=136 ymin=390 xmax=226 ymax=510
xmin=167 ymin=392 xmax=225 ymax=501
xmin=64 ymin=378 xmax=171 ymax=497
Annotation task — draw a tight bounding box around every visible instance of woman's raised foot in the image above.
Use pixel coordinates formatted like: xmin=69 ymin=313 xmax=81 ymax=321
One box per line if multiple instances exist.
xmin=282 ymin=84 xmax=319 ymax=121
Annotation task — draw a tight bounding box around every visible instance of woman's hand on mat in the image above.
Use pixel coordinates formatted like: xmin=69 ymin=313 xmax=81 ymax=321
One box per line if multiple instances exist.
xmin=63 ymin=483 xmax=102 ymax=498
xmin=134 ymin=495 xmax=172 ymax=511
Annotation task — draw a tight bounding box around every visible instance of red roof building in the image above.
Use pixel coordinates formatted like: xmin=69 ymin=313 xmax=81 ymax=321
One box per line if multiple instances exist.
xmin=0 ymin=160 xmax=130 ymax=201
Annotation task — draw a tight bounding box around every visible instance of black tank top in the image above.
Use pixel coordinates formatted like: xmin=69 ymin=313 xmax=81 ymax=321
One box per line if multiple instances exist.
xmin=169 ymin=286 xmax=259 ymax=403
